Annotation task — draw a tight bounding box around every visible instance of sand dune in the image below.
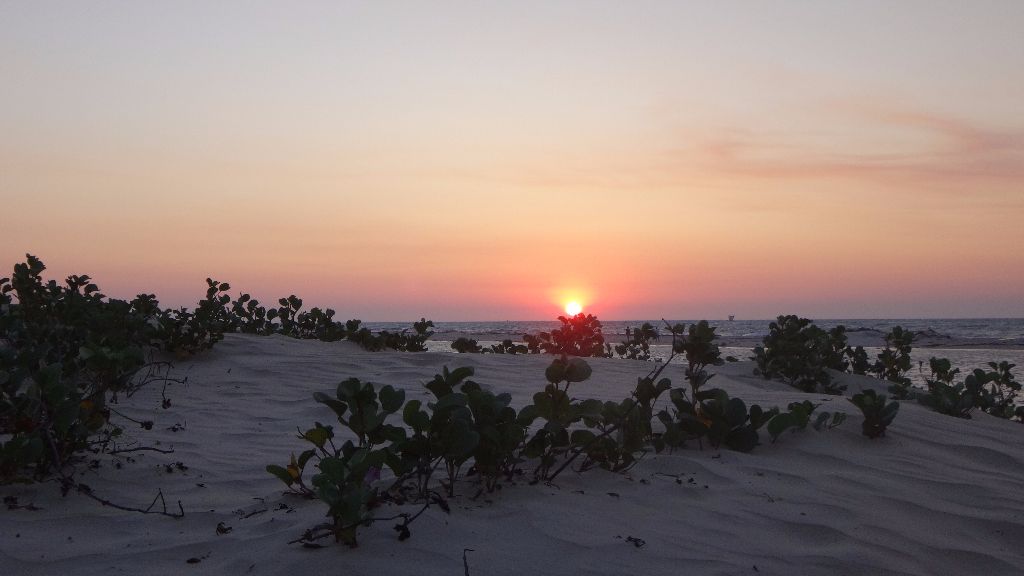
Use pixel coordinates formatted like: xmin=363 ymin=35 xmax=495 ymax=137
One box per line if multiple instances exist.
xmin=2 ymin=334 xmax=1022 ymax=575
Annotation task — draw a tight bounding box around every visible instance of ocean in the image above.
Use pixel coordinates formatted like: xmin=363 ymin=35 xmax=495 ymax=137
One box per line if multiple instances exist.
xmin=364 ymin=318 xmax=1024 ymax=348
xmin=362 ymin=318 xmax=1024 ymax=386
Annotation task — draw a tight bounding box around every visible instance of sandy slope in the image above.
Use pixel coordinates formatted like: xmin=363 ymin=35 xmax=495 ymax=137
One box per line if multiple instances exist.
xmin=2 ymin=334 xmax=1022 ymax=576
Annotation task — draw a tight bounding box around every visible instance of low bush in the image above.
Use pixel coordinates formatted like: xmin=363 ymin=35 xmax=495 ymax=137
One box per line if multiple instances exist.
xmin=657 ymin=321 xmax=779 ymax=453
xmin=975 ymin=361 xmax=1021 ymax=420
xmin=487 ymin=339 xmax=527 ymax=354
xmin=766 ymin=401 xmax=846 ymax=443
xmin=450 ymin=337 xmax=482 ymax=353
xmin=849 ymin=390 xmax=899 ymax=439
xmin=267 ymin=377 xmax=406 ymax=545
xmin=672 ymin=320 xmax=723 ymax=402
xmin=613 ymin=323 xmax=658 ymax=360
xmin=874 ymin=326 xmax=914 ymax=399
xmin=0 ymin=256 xmax=177 ymax=482
xmin=157 ymin=279 xmax=231 ymax=358
xmin=919 ymin=359 xmax=1021 ymax=420
xmin=521 ymin=356 xmax=602 ymax=478
xmin=343 ymin=318 xmax=436 ymax=352
xmin=752 ymin=315 xmax=847 ymax=395
xmin=699 ymin=389 xmax=777 ymax=452
xmin=230 ymin=293 xmax=278 ymax=335
xmin=524 ymin=313 xmax=609 ymax=357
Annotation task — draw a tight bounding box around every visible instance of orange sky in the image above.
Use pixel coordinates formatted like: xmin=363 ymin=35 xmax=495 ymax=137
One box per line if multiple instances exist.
xmin=2 ymin=2 xmax=1023 ymax=320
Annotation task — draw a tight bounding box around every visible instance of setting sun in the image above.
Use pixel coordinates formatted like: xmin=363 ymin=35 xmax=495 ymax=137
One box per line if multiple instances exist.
xmin=564 ymin=301 xmax=583 ymax=316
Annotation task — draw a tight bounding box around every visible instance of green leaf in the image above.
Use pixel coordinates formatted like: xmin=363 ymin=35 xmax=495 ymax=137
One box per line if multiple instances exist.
xmin=565 ymin=357 xmax=592 ymax=382
xmin=767 ymin=413 xmax=794 ymax=440
xmin=302 ymin=426 xmax=331 ymax=449
xmin=379 ymin=385 xmax=405 ymax=413
xmin=545 ymin=360 xmax=566 ymax=384
xmin=724 ymin=397 xmax=747 ymax=428
xmin=266 ymin=464 xmax=294 ymax=486
xmin=313 ymin=391 xmax=349 ymax=419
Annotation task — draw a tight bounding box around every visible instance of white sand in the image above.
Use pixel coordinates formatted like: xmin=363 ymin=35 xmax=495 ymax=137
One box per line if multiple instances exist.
xmin=2 ymin=334 xmax=1022 ymax=575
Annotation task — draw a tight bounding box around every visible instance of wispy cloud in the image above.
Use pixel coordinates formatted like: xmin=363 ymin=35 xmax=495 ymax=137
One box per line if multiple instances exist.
xmin=693 ymin=106 xmax=1024 ymax=186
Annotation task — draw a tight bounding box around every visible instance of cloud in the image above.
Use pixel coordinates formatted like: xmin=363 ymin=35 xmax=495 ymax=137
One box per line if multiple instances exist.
xmin=692 ymin=106 xmax=1024 ymax=187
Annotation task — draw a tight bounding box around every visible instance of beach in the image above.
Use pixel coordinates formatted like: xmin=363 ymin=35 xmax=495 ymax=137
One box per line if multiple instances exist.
xmin=2 ymin=333 xmax=1022 ymax=576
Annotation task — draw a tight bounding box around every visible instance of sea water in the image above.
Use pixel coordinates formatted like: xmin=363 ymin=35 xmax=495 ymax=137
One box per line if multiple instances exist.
xmin=366 ymin=318 xmax=1024 ymax=347
xmin=382 ymin=318 xmax=1024 ymax=386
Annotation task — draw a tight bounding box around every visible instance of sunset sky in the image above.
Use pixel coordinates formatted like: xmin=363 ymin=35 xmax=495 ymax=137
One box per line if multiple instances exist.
xmin=2 ymin=1 xmax=1023 ymax=320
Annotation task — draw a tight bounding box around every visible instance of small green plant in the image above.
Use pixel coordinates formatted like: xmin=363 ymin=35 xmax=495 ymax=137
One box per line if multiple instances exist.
xmin=766 ymin=400 xmax=846 ymax=443
xmin=342 ymin=319 xmax=436 ymax=352
xmin=822 ymin=326 xmax=851 ymax=372
xmin=573 ymin=375 xmax=671 ymax=473
xmin=917 ymin=357 xmax=972 ymax=418
xmin=415 ymin=367 xmax=480 ymax=495
xmin=0 ymin=255 xmax=185 ymax=482
xmin=524 ymin=313 xmax=609 ymax=357
xmin=656 ymin=323 xmax=777 ymax=454
xmin=450 ymin=337 xmax=483 ymax=353
xmin=295 ymin=307 xmax=346 ymax=341
xmin=920 ymin=361 xmax=1021 ymax=420
xmin=699 ymin=389 xmax=777 ymax=453
xmin=975 ymin=361 xmax=1021 ymax=419
xmin=671 ymin=320 xmax=723 ymax=405
xmin=614 ymin=323 xmax=659 ymax=360
xmin=919 ymin=378 xmax=974 ymax=418
xmin=927 ymin=357 xmax=959 ymax=385
xmin=460 ymin=378 xmax=529 ymax=491
xmin=267 ymin=377 xmax=406 ymax=545
xmin=752 ymin=315 xmax=846 ymax=395
xmin=849 ymin=390 xmax=899 ymax=439
xmin=487 ymin=339 xmax=527 ymax=354
xmin=403 ymin=318 xmax=435 ymax=352
xmin=874 ymin=326 xmax=914 ymax=399
xmin=230 ymin=293 xmax=278 ymax=335
xmin=655 ymin=321 xmax=729 ymax=452
xmin=274 ymin=295 xmax=304 ymax=337
xmin=848 ymin=345 xmax=871 ymax=375
xmin=521 ymin=356 xmax=602 ymax=478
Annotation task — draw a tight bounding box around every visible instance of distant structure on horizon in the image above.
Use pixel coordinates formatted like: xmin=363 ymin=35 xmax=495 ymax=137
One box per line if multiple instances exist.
xmin=728 ymin=315 xmax=735 ymax=321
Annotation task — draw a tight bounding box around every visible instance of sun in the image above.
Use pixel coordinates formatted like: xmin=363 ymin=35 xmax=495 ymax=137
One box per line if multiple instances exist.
xmin=564 ymin=301 xmax=583 ymax=316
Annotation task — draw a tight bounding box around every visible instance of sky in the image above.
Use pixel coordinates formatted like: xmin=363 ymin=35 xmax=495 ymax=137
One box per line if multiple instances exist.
xmin=2 ymin=1 xmax=1023 ymax=320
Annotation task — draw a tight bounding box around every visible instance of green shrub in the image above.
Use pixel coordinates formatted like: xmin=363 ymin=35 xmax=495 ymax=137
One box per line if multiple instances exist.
xmin=461 ymin=379 xmax=529 ymax=491
xmin=766 ymin=400 xmax=846 ymax=443
xmin=697 ymin=389 xmax=777 ymax=453
xmin=874 ymin=326 xmax=914 ymax=399
xmin=156 ymin=279 xmax=232 ymax=358
xmin=919 ymin=379 xmax=974 ymax=418
xmin=295 ymin=307 xmax=345 ymax=341
xmin=521 ymin=356 xmax=602 ymax=478
xmin=849 ymin=390 xmax=899 ymax=439
xmin=613 ymin=323 xmax=658 ymax=360
xmin=524 ymin=313 xmax=609 ymax=357
xmin=752 ymin=315 xmax=846 ymax=395
xmin=848 ymin=345 xmax=871 ymax=375
xmin=671 ymin=320 xmax=723 ymax=404
xmin=660 ymin=395 xmax=765 ymax=452
xmin=342 ymin=318 xmax=435 ymax=352
xmin=975 ymin=361 xmax=1020 ymax=419
xmin=450 ymin=337 xmax=483 ymax=353
xmin=487 ymin=339 xmax=528 ymax=354
xmin=573 ymin=375 xmax=671 ymax=473
xmin=0 ymin=255 xmax=173 ymax=482
xmin=919 ymin=360 xmax=1020 ymax=420
xmin=413 ymin=367 xmax=480 ymax=495
xmin=230 ymin=293 xmax=278 ymax=335
xmin=267 ymin=377 xmax=406 ymax=545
